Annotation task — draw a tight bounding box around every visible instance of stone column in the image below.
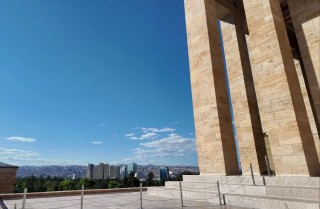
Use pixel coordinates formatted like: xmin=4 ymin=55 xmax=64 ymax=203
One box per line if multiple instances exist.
xmin=184 ymin=0 xmax=239 ymax=175
xmin=287 ymin=0 xmax=320 ymax=130
xmin=294 ymin=59 xmax=320 ymax=161
xmin=243 ymin=0 xmax=320 ymax=176
xmin=220 ymin=19 xmax=267 ymax=175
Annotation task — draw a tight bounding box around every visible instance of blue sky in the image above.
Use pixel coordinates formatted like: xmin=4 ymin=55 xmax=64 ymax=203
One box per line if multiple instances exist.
xmin=0 ymin=0 xmax=198 ymax=166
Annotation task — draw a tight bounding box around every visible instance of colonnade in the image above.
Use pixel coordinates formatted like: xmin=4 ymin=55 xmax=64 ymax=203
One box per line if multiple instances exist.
xmin=184 ymin=0 xmax=320 ymax=176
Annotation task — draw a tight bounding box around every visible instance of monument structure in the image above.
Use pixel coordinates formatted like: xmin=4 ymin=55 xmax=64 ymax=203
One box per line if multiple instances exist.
xmin=184 ymin=0 xmax=320 ymax=177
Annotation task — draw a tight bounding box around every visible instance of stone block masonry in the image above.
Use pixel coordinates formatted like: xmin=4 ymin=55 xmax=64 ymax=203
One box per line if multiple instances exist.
xmin=184 ymin=0 xmax=320 ymax=177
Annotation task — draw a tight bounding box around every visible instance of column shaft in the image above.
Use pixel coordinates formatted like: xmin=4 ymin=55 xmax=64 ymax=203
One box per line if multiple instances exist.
xmin=184 ymin=0 xmax=239 ymax=175
xmin=220 ymin=20 xmax=267 ymax=175
xmin=294 ymin=59 xmax=320 ymax=161
xmin=287 ymin=0 xmax=320 ymax=130
xmin=243 ymin=0 xmax=320 ymax=176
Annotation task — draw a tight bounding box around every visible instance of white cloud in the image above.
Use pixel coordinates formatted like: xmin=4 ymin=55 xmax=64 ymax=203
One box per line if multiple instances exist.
xmin=0 ymin=147 xmax=39 ymax=158
xmin=158 ymin=128 xmax=176 ymax=132
xmin=139 ymin=132 xmax=158 ymax=140
xmin=140 ymin=127 xmax=175 ymax=133
xmin=91 ymin=141 xmax=103 ymax=145
xmin=130 ymin=137 xmax=139 ymax=140
xmin=6 ymin=136 xmax=36 ymax=143
xmin=125 ymin=133 xmax=135 ymax=137
xmin=0 ymin=147 xmax=85 ymax=166
xmin=126 ymin=133 xmax=196 ymax=160
xmin=100 ymin=123 xmax=106 ymax=127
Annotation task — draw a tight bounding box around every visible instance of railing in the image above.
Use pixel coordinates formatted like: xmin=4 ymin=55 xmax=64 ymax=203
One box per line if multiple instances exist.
xmin=1 ymin=157 xmax=273 ymax=208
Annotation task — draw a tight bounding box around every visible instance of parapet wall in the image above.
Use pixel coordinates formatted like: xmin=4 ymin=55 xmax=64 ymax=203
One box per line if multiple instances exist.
xmin=0 ymin=187 xmax=147 ymax=200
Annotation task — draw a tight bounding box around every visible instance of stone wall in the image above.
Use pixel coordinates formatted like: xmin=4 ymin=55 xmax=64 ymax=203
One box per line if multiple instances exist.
xmin=0 ymin=168 xmax=18 ymax=194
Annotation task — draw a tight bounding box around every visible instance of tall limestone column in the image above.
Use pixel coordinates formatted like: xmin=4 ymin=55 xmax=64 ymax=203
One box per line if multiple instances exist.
xmin=243 ymin=0 xmax=320 ymax=176
xmin=287 ymin=0 xmax=320 ymax=130
xmin=294 ymin=59 xmax=320 ymax=162
xmin=220 ymin=18 xmax=267 ymax=175
xmin=184 ymin=0 xmax=240 ymax=175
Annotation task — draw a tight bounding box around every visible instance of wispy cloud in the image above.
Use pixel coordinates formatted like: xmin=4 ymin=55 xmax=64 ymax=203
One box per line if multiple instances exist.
xmin=0 ymin=147 xmax=39 ymax=158
xmin=100 ymin=123 xmax=107 ymax=127
xmin=124 ymin=133 xmax=196 ymax=162
xmin=127 ymin=127 xmax=177 ymax=140
xmin=140 ymin=127 xmax=175 ymax=133
xmin=6 ymin=136 xmax=36 ymax=143
xmin=128 ymin=132 xmax=158 ymax=140
xmin=0 ymin=147 xmax=85 ymax=166
xmin=91 ymin=141 xmax=103 ymax=145
xmin=130 ymin=137 xmax=139 ymax=140
xmin=140 ymin=132 xmax=158 ymax=140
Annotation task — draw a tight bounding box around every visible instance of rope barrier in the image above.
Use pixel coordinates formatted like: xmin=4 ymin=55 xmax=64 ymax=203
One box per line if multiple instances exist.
xmin=181 ymin=185 xmax=217 ymax=190
xmin=182 ymin=193 xmax=219 ymax=202
xmin=219 ymin=167 xmax=251 ymax=185
xmin=222 ymin=177 xmax=252 ymax=195
xmin=142 ymin=197 xmax=179 ymax=201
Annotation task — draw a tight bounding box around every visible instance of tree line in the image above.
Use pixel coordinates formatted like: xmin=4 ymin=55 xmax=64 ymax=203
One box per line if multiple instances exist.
xmin=14 ymin=171 xmax=198 ymax=193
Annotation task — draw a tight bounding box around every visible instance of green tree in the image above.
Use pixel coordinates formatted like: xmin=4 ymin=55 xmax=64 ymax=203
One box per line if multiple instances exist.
xmin=60 ymin=180 xmax=75 ymax=190
xmin=146 ymin=172 xmax=154 ymax=186
xmin=108 ymin=180 xmax=120 ymax=188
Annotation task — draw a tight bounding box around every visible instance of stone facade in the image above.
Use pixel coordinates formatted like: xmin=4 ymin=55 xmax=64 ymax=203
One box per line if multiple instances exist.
xmin=184 ymin=0 xmax=320 ymax=176
xmin=0 ymin=163 xmax=18 ymax=194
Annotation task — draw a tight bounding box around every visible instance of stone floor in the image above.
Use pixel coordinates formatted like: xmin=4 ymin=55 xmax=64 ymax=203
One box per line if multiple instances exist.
xmin=2 ymin=192 xmax=250 ymax=209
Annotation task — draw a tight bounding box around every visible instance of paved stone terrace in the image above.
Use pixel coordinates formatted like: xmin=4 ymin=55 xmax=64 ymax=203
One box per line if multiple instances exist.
xmin=2 ymin=192 xmax=250 ymax=209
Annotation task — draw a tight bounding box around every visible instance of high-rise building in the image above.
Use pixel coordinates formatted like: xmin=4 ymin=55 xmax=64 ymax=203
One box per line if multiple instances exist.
xmin=99 ymin=163 xmax=104 ymax=179
xmin=87 ymin=164 xmax=94 ymax=179
xmin=127 ymin=162 xmax=137 ymax=175
xmin=103 ymin=163 xmax=109 ymax=179
xmin=87 ymin=163 xmax=122 ymax=179
xmin=109 ymin=165 xmax=115 ymax=178
xmin=120 ymin=165 xmax=127 ymax=179
xmin=159 ymin=167 xmax=169 ymax=182
xmin=115 ymin=165 xmax=121 ymax=178
xmin=93 ymin=165 xmax=99 ymax=179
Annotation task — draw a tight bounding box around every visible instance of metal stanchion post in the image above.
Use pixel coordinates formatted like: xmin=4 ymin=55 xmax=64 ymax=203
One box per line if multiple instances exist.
xmin=222 ymin=194 xmax=226 ymax=205
xmin=250 ymin=163 xmax=256 ymax=186
xmin=262 ymin=176 xmax=266 ymax=185
xmin=81 ymin=185 xmax=84 ymax=209
xmin=14 ymin=203 xmax=17 ymax=209
xmin=217 ymin=181 xmax=222 ymax=205
xmin=140 ymin=183 xmax=143 ymax=209
xmin=265 ymin=155 xmax=271 ymax=176
xmin=179 ymin=181 xmax=184 ymax=207
xmin=22 ymin=188 xmax=27 ymax=209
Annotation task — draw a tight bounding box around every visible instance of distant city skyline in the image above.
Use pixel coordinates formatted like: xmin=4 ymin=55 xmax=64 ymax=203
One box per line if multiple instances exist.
xmin=0 ymin=1 xmax=198 ymax=166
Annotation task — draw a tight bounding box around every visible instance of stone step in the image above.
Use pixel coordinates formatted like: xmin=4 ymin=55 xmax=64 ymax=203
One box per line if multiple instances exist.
xmin=183 ymin=175 xmax=265 ymax=185
xmin=219 ymin=193 xmax=320 ymax=209
xmin=166 ymin=181 xmax=319 ymax=201
xmin=221 ymin=184 xmax=319 ymax=201
xmin=183 ymin=175 xmax=320 ymax=187
xmin=148 ymin=186 xmax=320 ymax=209
xmin=148 ymin=187 xmax=219 ymax=202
